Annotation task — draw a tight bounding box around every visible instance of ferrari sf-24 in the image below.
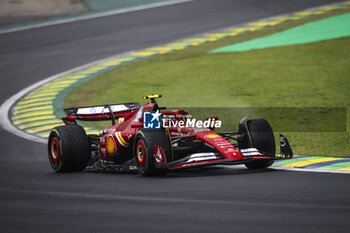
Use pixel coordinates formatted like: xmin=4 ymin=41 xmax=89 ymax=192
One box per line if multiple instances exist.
xmin=48 ymin=95 xmax=293 ymax=176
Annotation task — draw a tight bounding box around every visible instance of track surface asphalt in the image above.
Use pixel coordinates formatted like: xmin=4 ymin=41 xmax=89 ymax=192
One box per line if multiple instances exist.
xmin=0 ymin=0 xmax=349 ymax=232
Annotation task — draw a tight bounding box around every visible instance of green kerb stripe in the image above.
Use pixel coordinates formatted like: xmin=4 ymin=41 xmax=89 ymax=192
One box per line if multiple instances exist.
xmin=316 ymin=161 xmax=350 ymax=170
xmin=273 ymin=156 xmax=322 ymax=166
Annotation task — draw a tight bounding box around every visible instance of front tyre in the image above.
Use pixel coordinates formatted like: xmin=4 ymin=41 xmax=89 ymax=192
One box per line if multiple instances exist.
xmin=48 ymin=125 xmax=90 ymax=172
xmin=133 ymin=129 xmax=172 ymax=176
xmin=243 ymin=119 xmax=276 ymax=169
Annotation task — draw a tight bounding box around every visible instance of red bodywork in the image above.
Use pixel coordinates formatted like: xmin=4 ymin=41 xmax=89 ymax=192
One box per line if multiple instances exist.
xmin=63 ymin=100 xmax=283 ymax=170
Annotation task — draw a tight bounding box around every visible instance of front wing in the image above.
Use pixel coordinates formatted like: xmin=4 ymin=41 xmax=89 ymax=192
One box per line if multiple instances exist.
xmin=167 ymin=152 xmax=291 ymax=170
xmin=167 ymin=134 xmax=293 ymax=170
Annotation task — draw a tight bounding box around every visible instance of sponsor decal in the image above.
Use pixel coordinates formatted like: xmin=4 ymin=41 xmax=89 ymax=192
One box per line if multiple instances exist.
xmin=240 ymin=148 xmax=263 ymax=156
xmin=187 ymin=152 xmax=218 ymax=163
xmin=194 ymin=128 xmax=210 ymax=132
xmin=100 ymin=148 xmax=107 ymax=155
xmin=153 ymin=145 xmax=166 ymax=163
xmin=76 ymin=105 xmax=129 ymax=115
xmin=107 ymin=135 xmax=117 ymax=154
xmin=102 ymin=128 xmax=116 ymax=134
xmin=205 ymin=134 xmax=218 ymax=138
xmin=128 ymin=165 xmax=138 ymax=170
xmin=205 ymin=142 xmax=214 ymax=149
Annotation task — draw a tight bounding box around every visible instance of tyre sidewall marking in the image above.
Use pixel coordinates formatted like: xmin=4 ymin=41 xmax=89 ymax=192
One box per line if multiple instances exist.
xmin=135 ymin=131 xmax=149 ymax=172
xmin=50 ymin=137 xmax=60 ymax=163
xmin=50 ymin=129 xmax=63 ymax=171
xmin=136 ymin=139 xmax=146 ymax=168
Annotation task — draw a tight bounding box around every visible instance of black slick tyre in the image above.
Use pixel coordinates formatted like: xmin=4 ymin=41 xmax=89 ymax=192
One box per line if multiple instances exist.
xmin=133 ymin=129 xmax=172 ymax=176
xmin=48 ymin=125 xmax=90 ymax=172
xmin=244 ymin=119 xmax=275 ymax=169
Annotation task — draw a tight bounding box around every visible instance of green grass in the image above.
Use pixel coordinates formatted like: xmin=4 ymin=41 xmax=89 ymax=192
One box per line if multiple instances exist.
xmin=65 ymin=9 xmax=350 ymax=157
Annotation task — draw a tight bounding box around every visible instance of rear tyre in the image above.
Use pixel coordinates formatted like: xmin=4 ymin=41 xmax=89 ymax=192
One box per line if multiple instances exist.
xmin=133 ymin=129 xmax=172 ymax=176
xmin=244 ymin=119 xmax=275 ymax=169
xmin=48 ymin=125 xmax=90 ymax=172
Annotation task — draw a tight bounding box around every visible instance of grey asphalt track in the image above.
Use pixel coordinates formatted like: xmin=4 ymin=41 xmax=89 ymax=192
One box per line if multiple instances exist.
xmin=0 ymin=0 xmax=349 ymax=232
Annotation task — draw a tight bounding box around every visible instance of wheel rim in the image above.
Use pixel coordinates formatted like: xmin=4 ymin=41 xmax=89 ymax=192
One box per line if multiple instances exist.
xmin=50 ymin=137 xmax=60 ymax=163
xmin=136 ymin=140 xmax=146 ymax=168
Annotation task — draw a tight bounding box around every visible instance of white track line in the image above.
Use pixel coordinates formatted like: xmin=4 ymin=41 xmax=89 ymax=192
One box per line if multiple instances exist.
xmin=0 ymin=52 xmax=133 ymax=144
xmin=0 ymin=0 xmax=194 ymax=35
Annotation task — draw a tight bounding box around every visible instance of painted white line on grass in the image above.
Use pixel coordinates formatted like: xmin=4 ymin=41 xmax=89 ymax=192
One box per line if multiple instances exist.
xmin=0 ymin=0 xmax=194 ymax=35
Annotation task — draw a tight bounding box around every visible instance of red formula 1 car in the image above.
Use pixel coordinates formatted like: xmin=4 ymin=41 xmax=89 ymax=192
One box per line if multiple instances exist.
xmin=48 ymin=95 xmax=293 ymax=175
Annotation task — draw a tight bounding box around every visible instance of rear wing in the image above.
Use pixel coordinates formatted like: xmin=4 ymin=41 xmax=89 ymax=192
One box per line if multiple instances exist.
xmin=62 ymin=102 xmax=140 ymax=124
